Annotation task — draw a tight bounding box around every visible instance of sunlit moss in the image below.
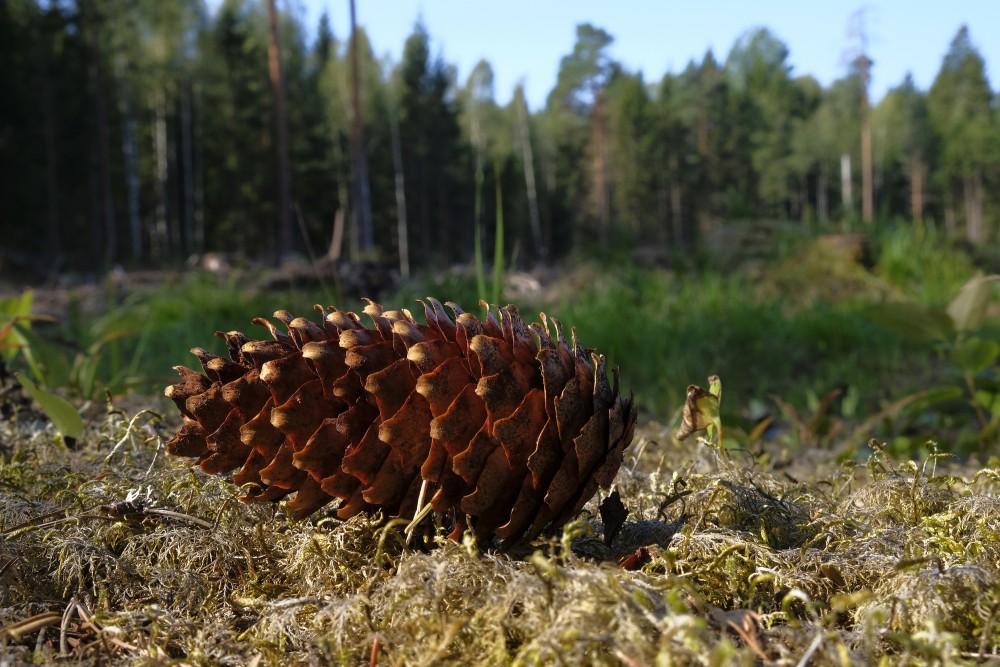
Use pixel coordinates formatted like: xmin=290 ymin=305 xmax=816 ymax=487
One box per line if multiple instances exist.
xmin=3 ymin=410 xmax=1000 ymax=664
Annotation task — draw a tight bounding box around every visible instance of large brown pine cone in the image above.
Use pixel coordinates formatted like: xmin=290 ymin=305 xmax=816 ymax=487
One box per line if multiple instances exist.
xmin=165 ymin=298 xmax=637 ymax=546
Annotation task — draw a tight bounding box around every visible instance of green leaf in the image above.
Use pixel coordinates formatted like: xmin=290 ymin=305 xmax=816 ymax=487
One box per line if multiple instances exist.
xmin=952 ymin=338 xmax=1000 ymax=374
xmin=15 ymin=372 xmax=84 ymax=439
xmin=12 ymin=322 xmax=71 ymax=387
xmin=974 ymin=390 xmax=1000 ymax=415
xmin=0 ymin=289 xmax=34 ymax=320
xmin=905 ymin=385 xmax=964 ymax=411
xmin=946 ymin=275 xmax=1000 ymax=333
xmin=863 ymin=302 xmax=954 ymax=343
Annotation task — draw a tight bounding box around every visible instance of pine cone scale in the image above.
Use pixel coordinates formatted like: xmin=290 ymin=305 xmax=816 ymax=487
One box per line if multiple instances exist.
xmin=164 ymin=299 xmax=637 ymax=545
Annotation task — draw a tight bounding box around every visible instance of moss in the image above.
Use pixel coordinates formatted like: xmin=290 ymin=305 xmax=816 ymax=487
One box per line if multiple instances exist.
xmin=3 ymin=408 xmax=1000 ymax=664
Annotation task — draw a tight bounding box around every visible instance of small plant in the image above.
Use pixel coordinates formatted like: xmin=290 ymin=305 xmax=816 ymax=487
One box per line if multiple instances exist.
xmin=0 ymin=290 xmax=83 ymax=439
xmin=866 ymin=275 xmax=1000 ymax=457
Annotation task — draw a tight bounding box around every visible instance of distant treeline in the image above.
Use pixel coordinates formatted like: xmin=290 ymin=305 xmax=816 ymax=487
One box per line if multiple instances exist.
xmin=2 ymin=0 xmax=997 ymax=276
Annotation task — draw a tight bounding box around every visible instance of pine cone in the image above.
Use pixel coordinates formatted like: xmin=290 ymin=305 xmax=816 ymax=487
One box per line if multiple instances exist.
xmin=165 ymin=298 xmax=637 ymax=546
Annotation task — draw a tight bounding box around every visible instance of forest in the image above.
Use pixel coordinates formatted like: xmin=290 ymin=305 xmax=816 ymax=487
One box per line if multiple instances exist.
xmin=8 ymin=2 xmax=1000 ymax=664
xmin=3 ymin=0 xmax=997 ymax=280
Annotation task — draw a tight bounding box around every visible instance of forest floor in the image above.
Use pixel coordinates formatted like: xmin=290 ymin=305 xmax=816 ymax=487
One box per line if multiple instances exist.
xmin=2 ymin=223 xmax=1000 ymax=664
xmin=3 ymin=395 xmax=1000 ymax=666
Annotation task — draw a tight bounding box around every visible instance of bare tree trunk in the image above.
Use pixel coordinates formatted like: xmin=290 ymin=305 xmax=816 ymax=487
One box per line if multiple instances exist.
xmin=348 ymin=0 xmax=373 ymax=258
xmin=389 ymin=103 xmax=409 ymax=278
xmin=266 ymin=0 xmax=294 ymax=263
xmin=515 ymin=92 xmax=544 ymax=262
xmin=591 ymin=89 xmax=610 ymax=242
xmin=41 ymin=53 xmax=61 ymax=269
xmin=153 ymin=89 xmax=169 ymax=258
xmin=840 ymin=153 xmax=853 ymax=218
xmin=860 ymin=75 xmax=873 ymax=223
xmin=331 ymin=134 xmax=351 ymax=259
xmin=116 ymin=56 xmax=142 ymax=262
xmin=944 ymin=189 xmax=956 ymax=236
xmin=964 ymin=171 xmax=984 ymax=244
xmin=974 ymin=171 xmax=985 ymax=242
xmin=83 ymin=0 xmax=117 ymax=269
xmin=192 ymin=82 xmax=205 ymax=255
xmin=180 ymin=81 xmax=196 ymax=256
xmin=656 ymin=171 xmax=669 ymax=247
xmin=817 ymin=162 xmax=828 ymax=224
xmin=328 ymin=208 xmax=345 ymax=261
xmin=669 ymin=153 xmax=683 ymax=247
xmin=910 ymin=155 xmax=923 ymax=227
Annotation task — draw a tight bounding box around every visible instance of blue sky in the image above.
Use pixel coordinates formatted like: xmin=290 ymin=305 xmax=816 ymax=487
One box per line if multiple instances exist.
xmin=277 ymin=0 xmax=998 ymax=110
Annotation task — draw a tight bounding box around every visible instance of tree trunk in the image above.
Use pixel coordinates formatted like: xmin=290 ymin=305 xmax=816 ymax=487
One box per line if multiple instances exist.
xmin=817 ymin=162 xmax=828 ymax=224
xmin=840 ymin=153 xmax=853 ymax=218
xmin=516 ymin=95 xmax=544 ymax=262
xmin=348 ymin=0 xmax=373 ymax=258
xmin=83 ymin=0 xmax=117 ymax=269
xmin=669 ymin=153 xmax=683 ymax=248
xmin=153 ymin=89 xmax=169 ymax=259
xmin=116 ymin=56 xmax=142 ymax=262
xmin=944 ymin=189 xmax=956 ymax=236
xmin=180 ymin=80 xmax=196 ymax=257
xmin=860 ymin=82 xmax=873 ymax=223
xmin=909 ymin=155 xmax=923 ymax=227
xmin=591 ymin=89 xmax=610 ymax=242
xmin=266 ymin=0 xmax=294 ymax=263
xmin=389 ymin=103 xmax=409 ymax=278
xmin=41 ymin=51 xmax=61 ymax=270
xmin=964 ymin=171 xmax=984 ymax=244
xmin=193 ymin=82 xmax=205 ymax=255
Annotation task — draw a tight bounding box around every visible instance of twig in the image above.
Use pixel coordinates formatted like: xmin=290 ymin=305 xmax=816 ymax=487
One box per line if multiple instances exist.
xmin=958 ymin=651 xmax=1000 ymax=663
xmin=213 ymin=493 xmax=239 ymax=530
xmin=1 ymin=508 xmax=68 ymax=535
xmin=796 ymin=631 xmax=825 ymax=667
xmin=405 ymin=479 xmax=432 ymax=547
xmin=0 ymin=611 xmax=62 ymax=642
xmin=268 ymin=597 xmax=331 ymax=610
xmin=103 ymin=409 xmax=162 ymax=464
xmin=59 ymin=597 xmax=78 ymax=656
xmin=144 ymin=508 xmax=213 ymax=529
xmin=0 ymin=556 xmax=19 ymax=578
xmin=144 ymin=432 xmax=164 ymax=476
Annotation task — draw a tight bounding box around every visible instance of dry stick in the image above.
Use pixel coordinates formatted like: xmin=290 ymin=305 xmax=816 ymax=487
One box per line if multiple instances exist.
xmin=795 ymin=631 xmax=825 ymax=667
xmin=979 ymin=600 xmax=1000 ymax=662
xmin=59 ymin=597 xmax=78 ymax=656
xmin=1 ymin=508 xmax=68 ymax=535
xmin=213 ymin=493 xmax=239 ymax=530
xmin=75 ymin=597 xmax=114 ymax=659
xmin=0 ymin=556 xmax=19 ymax=578
xmin=0 ymin=611 xmax=62 ymax=642
xmin=405 ymin=479 xmax=432 ymax=546
xmin=144 ymin=508 xmax=213 ymax=529
xmin=144 ymin=433 xmax=164 ymax=476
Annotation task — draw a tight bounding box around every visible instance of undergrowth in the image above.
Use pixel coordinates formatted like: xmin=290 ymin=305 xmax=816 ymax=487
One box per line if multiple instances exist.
xmin=3 ymin=403 xmax=1000 ymax=665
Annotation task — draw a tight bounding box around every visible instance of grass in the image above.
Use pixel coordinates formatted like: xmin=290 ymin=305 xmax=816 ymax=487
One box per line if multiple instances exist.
xmin=13 ymin=220 xmax=980 ymax=461
xmin=60 ymin=222 xmax=976 ymax=416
